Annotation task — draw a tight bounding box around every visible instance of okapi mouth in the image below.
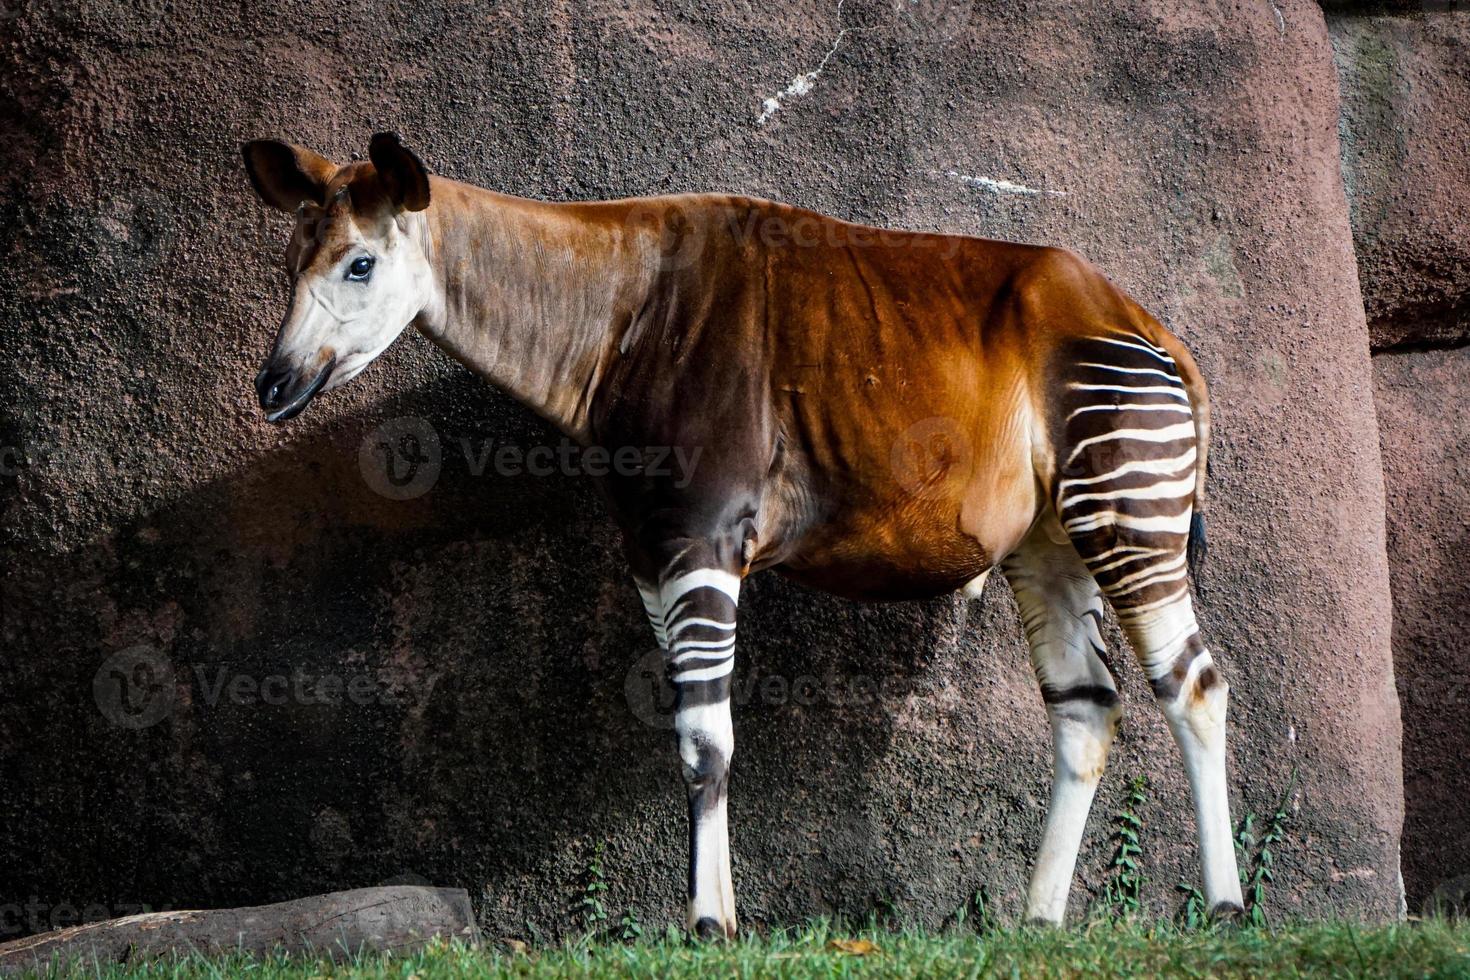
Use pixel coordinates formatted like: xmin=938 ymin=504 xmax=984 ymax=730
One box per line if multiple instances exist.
xmin=260 ymin=357 xmax=335 ymax=424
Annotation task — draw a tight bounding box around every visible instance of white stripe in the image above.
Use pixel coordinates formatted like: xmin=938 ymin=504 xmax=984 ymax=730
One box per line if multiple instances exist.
xmin=670 ymin=639 xmax=736 ymax=659
xmin=660 ymin=568 xmax=741 ymax=608
xmin=669 ymin=616 xmax=737 ymax=637
xmin=1064 ymin=455 xmax=1199 ymax=499
xmin=1089 ymin=546 xmax=1171 ymax=576
xmin=1066 ymin=422 xmax=1197 ymax=465
xmin=1067 ymin=383 xmax=1189 ymax=400
xmin=1107 ymin=550 xmax=1188 ymax=591
xmin=672 ymin=652 xmax=735 ymax=669
xmin=1109 ymin=564 xmax=1190 ymax=600
xmin=672 ymin=659 xmax=736 ymax=683
xmin=1085 ymin=542 xmax=1159 ymax=562
xmin=1064 ymin=509 xmax=1192 ymax=536
xmin=1077 ymin=362 xmax=1182 ymax=383
xmin=1087 ymin=335 xmax=1176 ymax=364
xmin=1113 ymin=587 xmax=1192 ymax=624
xmin=1067 ymin=402 xmax=1192 ymax=422
xmin=635 ymin=580 xmax=668 ymax=647
xmin=1060 ymin=473 xmax=1196 ymax=508
xmin=1058 ymin=450 xmax=1196 ymax=492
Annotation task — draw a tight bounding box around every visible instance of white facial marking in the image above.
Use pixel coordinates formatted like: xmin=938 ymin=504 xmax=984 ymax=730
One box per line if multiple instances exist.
xmin=275 ymin=210 xmax=433 ymax=394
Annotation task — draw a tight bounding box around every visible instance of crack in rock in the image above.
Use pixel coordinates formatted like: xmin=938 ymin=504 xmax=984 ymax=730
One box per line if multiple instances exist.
xmin=757 ymin=0 xmax=860 ymax=127
xmin=932 ymin=169 xmax=1068 ymax=197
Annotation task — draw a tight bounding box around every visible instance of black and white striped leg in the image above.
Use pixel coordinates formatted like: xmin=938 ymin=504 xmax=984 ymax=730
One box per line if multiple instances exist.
xmin=637 ymin=566 xmax=740 ymax=939
xmin=1057 ymin=331 xmax=1244 ymax=919
xmin=1112 ymin=591 xmax=1242 ymax=918
xmin=1002 ymin=521 xmax=1122 ymax=925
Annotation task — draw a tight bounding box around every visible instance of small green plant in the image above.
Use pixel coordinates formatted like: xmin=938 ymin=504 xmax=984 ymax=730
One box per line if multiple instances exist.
xmin=1175 ymin=882 xmax=1207 ymax=930
xmin=616 ymin=907 xmax=644 ymax=942
xmin=950 ymin=885 xmax=998 ymax=935
xmin=1097 ymin=774 xmax=1149 ymax=919
xmin=1235 ymin=777 xmax=1294 ymax=927
xmin=578 ymin=840 xmax=611 ymax=935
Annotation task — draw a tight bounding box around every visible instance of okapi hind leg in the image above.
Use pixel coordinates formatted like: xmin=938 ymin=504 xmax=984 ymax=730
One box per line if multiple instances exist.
xmin=635 ymin=555 xmax=741 ymax=939
xmin=1054 ymin=329 xmax=1244 ymax=919
xmin=1002 ymin=520 xmax=1122 ymax=925
xmin=1102 ymin=583 xmax=1243 ymax=919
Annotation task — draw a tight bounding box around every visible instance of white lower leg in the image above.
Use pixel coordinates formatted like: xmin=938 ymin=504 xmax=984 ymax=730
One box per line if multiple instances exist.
xmin=1161 ymin=658 xmax=1243 ymax=912
xmin=688 ymin=794 xmax=734 ymax=933
xmin=1119 ymin=592 xmax=1243 ymax=914
xmin=655 ymin=566 xmax=740 ymax=938
xmin=1025 ymin=702 xmax=1118 ymax=923
xmin=1005 ymin=529 xmax=1120 ymax=926
xmin=677 ymin=700 xmax=737 ymax=938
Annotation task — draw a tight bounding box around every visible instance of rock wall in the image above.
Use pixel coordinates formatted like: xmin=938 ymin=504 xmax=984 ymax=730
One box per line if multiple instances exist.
xmin=1372 ymin=349 xmax=1470 ymax=912
xmin=1 ymin=0 xmax=1403 ymax=937
xmin=1331 ymin=8 xmax=1470 ymax=350
xmin=1329 ymin=7 xmax=1470 ymax=910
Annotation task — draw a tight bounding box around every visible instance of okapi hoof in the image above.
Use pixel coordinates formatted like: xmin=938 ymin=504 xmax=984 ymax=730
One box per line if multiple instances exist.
xmin=1209 ymin=901 xmax=1245 ymax=926
xmin=692 ymin=916 xmax=732 ymax=941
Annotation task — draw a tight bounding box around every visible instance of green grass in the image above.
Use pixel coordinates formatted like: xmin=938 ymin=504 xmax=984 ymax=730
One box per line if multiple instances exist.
xmin=15 ymin=920 xmax=1470 ymax=979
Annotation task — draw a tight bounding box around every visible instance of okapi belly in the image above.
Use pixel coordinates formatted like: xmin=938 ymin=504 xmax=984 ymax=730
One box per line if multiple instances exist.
xmin=775 ymin=530 xmax=992 ymax=603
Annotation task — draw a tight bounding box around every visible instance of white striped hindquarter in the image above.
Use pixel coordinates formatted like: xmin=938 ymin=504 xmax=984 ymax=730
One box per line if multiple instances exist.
xmin=1026 ymin=330 xmax=1242 ymax=919
xmin=1054 ymin=334 xmax=1213 ymax=699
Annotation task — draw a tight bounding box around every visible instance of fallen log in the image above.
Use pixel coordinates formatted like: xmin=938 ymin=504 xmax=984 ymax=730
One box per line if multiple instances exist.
xmin=0 ymin=886 xmax=480 ymax=975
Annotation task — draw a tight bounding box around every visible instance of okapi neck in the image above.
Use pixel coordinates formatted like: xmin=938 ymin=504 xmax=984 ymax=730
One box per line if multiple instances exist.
xmin=409 ymin=177 xmax=650 ymax=442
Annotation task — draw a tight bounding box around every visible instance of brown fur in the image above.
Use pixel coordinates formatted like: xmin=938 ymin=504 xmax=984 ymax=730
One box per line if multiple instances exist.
xmin=245 ymin=145 xmax=1209 ymax=598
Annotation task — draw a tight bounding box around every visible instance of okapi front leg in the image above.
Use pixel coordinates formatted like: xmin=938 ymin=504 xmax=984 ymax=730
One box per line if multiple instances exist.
xmin=640 ymin=565 xmax=741 ymax=938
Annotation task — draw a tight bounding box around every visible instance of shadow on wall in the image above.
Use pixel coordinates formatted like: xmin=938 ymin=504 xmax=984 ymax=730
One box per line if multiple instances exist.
xmin=1393 ymin=522 xmax=1470 ymax=914
xmin=1371 ymin=347 xmax=1470 ymax=914
xmin=0 ymin=372 xmax=964 ymax=938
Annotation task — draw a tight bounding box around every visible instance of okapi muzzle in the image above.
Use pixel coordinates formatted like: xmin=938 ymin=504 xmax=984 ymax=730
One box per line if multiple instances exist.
xmin=240 ymin=130 xmax=1245 ymax=937
xmin=254 ymin=348 xmax=335 ymax=423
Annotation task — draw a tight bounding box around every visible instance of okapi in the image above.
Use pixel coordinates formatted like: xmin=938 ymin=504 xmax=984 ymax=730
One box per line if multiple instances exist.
xmin=241 ymin=132 xmax=1243 ymax=935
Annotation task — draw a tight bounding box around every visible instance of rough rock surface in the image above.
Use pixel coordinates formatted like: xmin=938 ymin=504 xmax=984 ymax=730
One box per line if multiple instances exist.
xmin=1 ymin=0 xmax=1401 ymax=936
xmin=1330 ymin=9 xmax=1470 ymax=350
xmin=1329 ymin=5 xmax=1470 ymax=909
xmin=1373 ymin=348 xmax=1470 ymax=910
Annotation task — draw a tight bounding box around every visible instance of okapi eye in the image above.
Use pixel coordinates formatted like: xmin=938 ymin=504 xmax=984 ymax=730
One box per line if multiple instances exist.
xmin=346 ymin=256 xmax=375 ymax=281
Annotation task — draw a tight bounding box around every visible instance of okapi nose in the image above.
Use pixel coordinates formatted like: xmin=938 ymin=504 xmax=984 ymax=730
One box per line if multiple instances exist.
xmin=255 ymin=364 xmax=295 ymax=411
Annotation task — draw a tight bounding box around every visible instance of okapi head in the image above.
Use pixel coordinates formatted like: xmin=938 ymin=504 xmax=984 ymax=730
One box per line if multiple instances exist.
xmin=241 ymin=132 xmax=432 ymax=422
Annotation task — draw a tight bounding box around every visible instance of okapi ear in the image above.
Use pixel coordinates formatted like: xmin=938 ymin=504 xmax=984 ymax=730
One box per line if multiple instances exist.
xmin=241 ymin=140 xmax=337 ymax=212
xmin=368 ymin=131 xmax=431 ymax=212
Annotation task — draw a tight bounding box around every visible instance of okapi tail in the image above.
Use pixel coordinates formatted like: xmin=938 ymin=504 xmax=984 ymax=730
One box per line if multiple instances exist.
xmin=1143 ymin=321 xmax=1211 ymax=580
